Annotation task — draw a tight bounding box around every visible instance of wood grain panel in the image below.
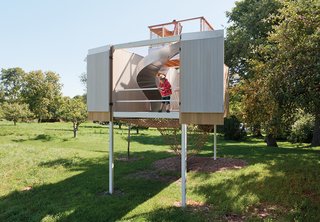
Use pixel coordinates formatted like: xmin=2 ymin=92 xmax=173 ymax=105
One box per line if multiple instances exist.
xmin=88 ymin=112 xmax=111 ymax=121
xmin=180 ymin=113 xmax=224 ymax=125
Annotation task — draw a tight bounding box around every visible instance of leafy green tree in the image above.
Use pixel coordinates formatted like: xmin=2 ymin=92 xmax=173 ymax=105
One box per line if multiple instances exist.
xmin=1 ymin=102 xmax=33 ymax=125
xmin=0 ymin=85 xmax=5 ymax=104
xmin=262 ymin=0 xmax=320 ymax=146
xmin=21 ymin=70 xmax=63 ymax=122
xmin=45 ymin=71 xmax=64 ymax=119
xmin=231 ymin=77 xmax=281 ymax=146
xmin=225 ymin=0 xmax=282 ymax=145
xmin=0 ymin=67 xmax=26 ymax=102
xmin=59 ymin=97 xmax=87 ymax=138
xmin=78 ymin=72 xmax=87 ymax=104
xmin=73 ymin=94 xmax=86 ymax=104
xmin=225 ymin=0 xmax=281 ymax=79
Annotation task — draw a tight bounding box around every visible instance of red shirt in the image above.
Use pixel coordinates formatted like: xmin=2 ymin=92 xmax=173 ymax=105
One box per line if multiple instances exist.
xmin=159 ymin=79 xmax=172 ymax=97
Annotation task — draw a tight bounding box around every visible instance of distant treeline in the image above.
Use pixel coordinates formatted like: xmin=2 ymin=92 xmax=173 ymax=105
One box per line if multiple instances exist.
xmin=0 ymin=68 xmax=87 ymax=137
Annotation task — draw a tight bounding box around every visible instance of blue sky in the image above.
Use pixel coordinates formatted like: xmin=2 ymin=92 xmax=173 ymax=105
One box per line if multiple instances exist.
xmin=0 ymin=0 xmax=237 ymax=97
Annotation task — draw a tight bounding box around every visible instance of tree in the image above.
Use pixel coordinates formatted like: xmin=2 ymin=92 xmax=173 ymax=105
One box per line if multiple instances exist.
xmin=79 ymin=72 xmax=87 ymax=90
xmin=59 ymin=97 xmax=87 ymax=138
xmin=21 ymin=70 xmax=63 ymax=122
xmin=263 ymin=0 xmax=320 ymax=146
xmin=73 ymin=94 xmax=86 ymax=104
xmin=231 ymin=77 xmax=281 ymax=146
xmin=1 ymin=102 xmax=33 ymax=125
xmin=0 ymin=67 xmax=26 ymax=102
xmin=0 ymin=85 xmax=5 ymax=104
xmin=79 ymin=72 xmax=87 ymax=103
xmin=45 ymin=71 xmax=64 ymax=120
xmin=225 ymin=0 xmax=282 ymax=145
xmin=225 ymin=0 xmax=281 ymax=79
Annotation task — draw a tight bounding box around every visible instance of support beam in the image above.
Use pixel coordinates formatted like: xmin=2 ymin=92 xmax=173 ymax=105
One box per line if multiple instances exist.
xmin=113 ymin=111 xmax=179 ymax=119
xmin=127 ymin=124 xmax=131 ymax=160
xmin=181 ymin=124 xmax=187 ymax=207
xmin=113 ymin=35 xmax=179 ymax=49
xmin=109 ymin=121 xmax=114 ymax=194
xmin=214 ymin=125 xmax=217 ymax=160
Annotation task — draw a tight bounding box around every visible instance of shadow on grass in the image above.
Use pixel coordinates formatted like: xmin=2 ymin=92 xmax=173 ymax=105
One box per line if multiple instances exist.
xmin=0 ymin=124 xmax=16 ymax=127
xmin=130 ymin=134 xmax=171 ymax=146
xmin=79 ymin=125 xmax=107 ymax=129
xmin=0 ymin=150 xmax=180 ymax=222
xmin=123 ymin=206 xmax=211 ymax=222
xmin=12 ymin=134 xmax=55 ymax=143
xmin=2 ymin=132 xmax=320 ymax=221
xmin=34 ymin=134 xmax=54 ymax=141
xmin=200 ymin=135 xmax=320 ymax=164
xmin=190 ymin=142 xmax=320 ymax=221
xmin=38 ymin=157 xmax=84 ymax=169
xmin=46 ymin=128 xmax=74 ymax=132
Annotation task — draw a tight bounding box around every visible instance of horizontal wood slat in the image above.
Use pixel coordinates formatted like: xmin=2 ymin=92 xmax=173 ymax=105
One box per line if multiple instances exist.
xmin=88 ymin=112 xmax=111 ymax=121
xmin=180 ymin=113 xmax=224 ymax=125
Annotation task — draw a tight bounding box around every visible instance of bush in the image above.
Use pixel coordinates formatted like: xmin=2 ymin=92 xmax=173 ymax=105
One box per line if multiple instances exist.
xmin=275 ymin=122 xmax=291 ymax=141
xmin=223 ymin=115 xmax=246 ymax=140
xmin=288 ymin=114 xmax=314 ymax=143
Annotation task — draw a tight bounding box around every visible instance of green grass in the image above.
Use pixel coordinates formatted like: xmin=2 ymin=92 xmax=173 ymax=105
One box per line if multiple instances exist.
xmin=0 ymin=121 xmax=319 ymax=221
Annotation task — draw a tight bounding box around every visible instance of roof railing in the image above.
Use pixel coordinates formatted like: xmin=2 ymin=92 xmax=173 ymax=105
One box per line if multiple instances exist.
xmin=148 ymin=16 xmax=214 ymax=39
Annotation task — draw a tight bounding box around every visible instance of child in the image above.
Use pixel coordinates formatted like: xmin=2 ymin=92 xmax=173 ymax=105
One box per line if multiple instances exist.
xmin=158 ymin=73 xmax=172 ymax=112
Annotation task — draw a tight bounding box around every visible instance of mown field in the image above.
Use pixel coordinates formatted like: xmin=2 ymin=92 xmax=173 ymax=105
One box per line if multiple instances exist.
xmin=0 ymin=121 xmax=319 ymax=221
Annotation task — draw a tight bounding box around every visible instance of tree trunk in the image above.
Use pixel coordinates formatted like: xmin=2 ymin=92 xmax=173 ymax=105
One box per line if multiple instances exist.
xmin=311 ymin=113 xmax=320 ymax=147
xmin=73 ymin=122 xmax=77 ymax=138
xmin=73 ymin=128 xmax=77 ymax=138
xmin=76 ymin=123 xmax=80 ymax=131
xmin=265 ymin=134 xmax=278 ymax=147
xmin=14 ymin=120 xmax=16 ymax=126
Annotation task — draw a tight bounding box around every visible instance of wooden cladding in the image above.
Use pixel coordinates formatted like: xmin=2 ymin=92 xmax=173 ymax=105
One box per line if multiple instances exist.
xmin=88 ymin=112 xmax=111 ymax=122
xmin=180 ymin=113 xmax=224 ymax=125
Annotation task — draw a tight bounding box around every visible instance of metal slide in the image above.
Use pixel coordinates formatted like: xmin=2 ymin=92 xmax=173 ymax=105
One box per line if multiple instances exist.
xmin=134 ymin=42 xmax=180 ymax=111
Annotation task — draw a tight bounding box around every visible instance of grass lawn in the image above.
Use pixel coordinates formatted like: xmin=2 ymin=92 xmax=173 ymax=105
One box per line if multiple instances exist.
xmin=0 ymin=121 xmax=319 ymax=221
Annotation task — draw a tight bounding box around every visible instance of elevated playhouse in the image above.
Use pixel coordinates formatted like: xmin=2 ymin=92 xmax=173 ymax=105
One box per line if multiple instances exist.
xmin=87 ymin=17 xmax=229 ymax=207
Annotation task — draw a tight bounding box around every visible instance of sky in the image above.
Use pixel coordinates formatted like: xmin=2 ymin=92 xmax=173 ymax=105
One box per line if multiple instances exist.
xmin=0 ymin=0 xmax=237 ymax=97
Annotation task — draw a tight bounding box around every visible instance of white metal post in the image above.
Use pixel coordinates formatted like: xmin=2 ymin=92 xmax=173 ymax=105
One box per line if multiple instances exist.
xmin=127 ymin=124 xmax=131 ymax=160
xmin=109 ymin=121 xmax=114 ymax=194
xmin=181 ymin=124 xmax=187 ymax=207
xmin=214 ymin=124 xmax=217 ymax=160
